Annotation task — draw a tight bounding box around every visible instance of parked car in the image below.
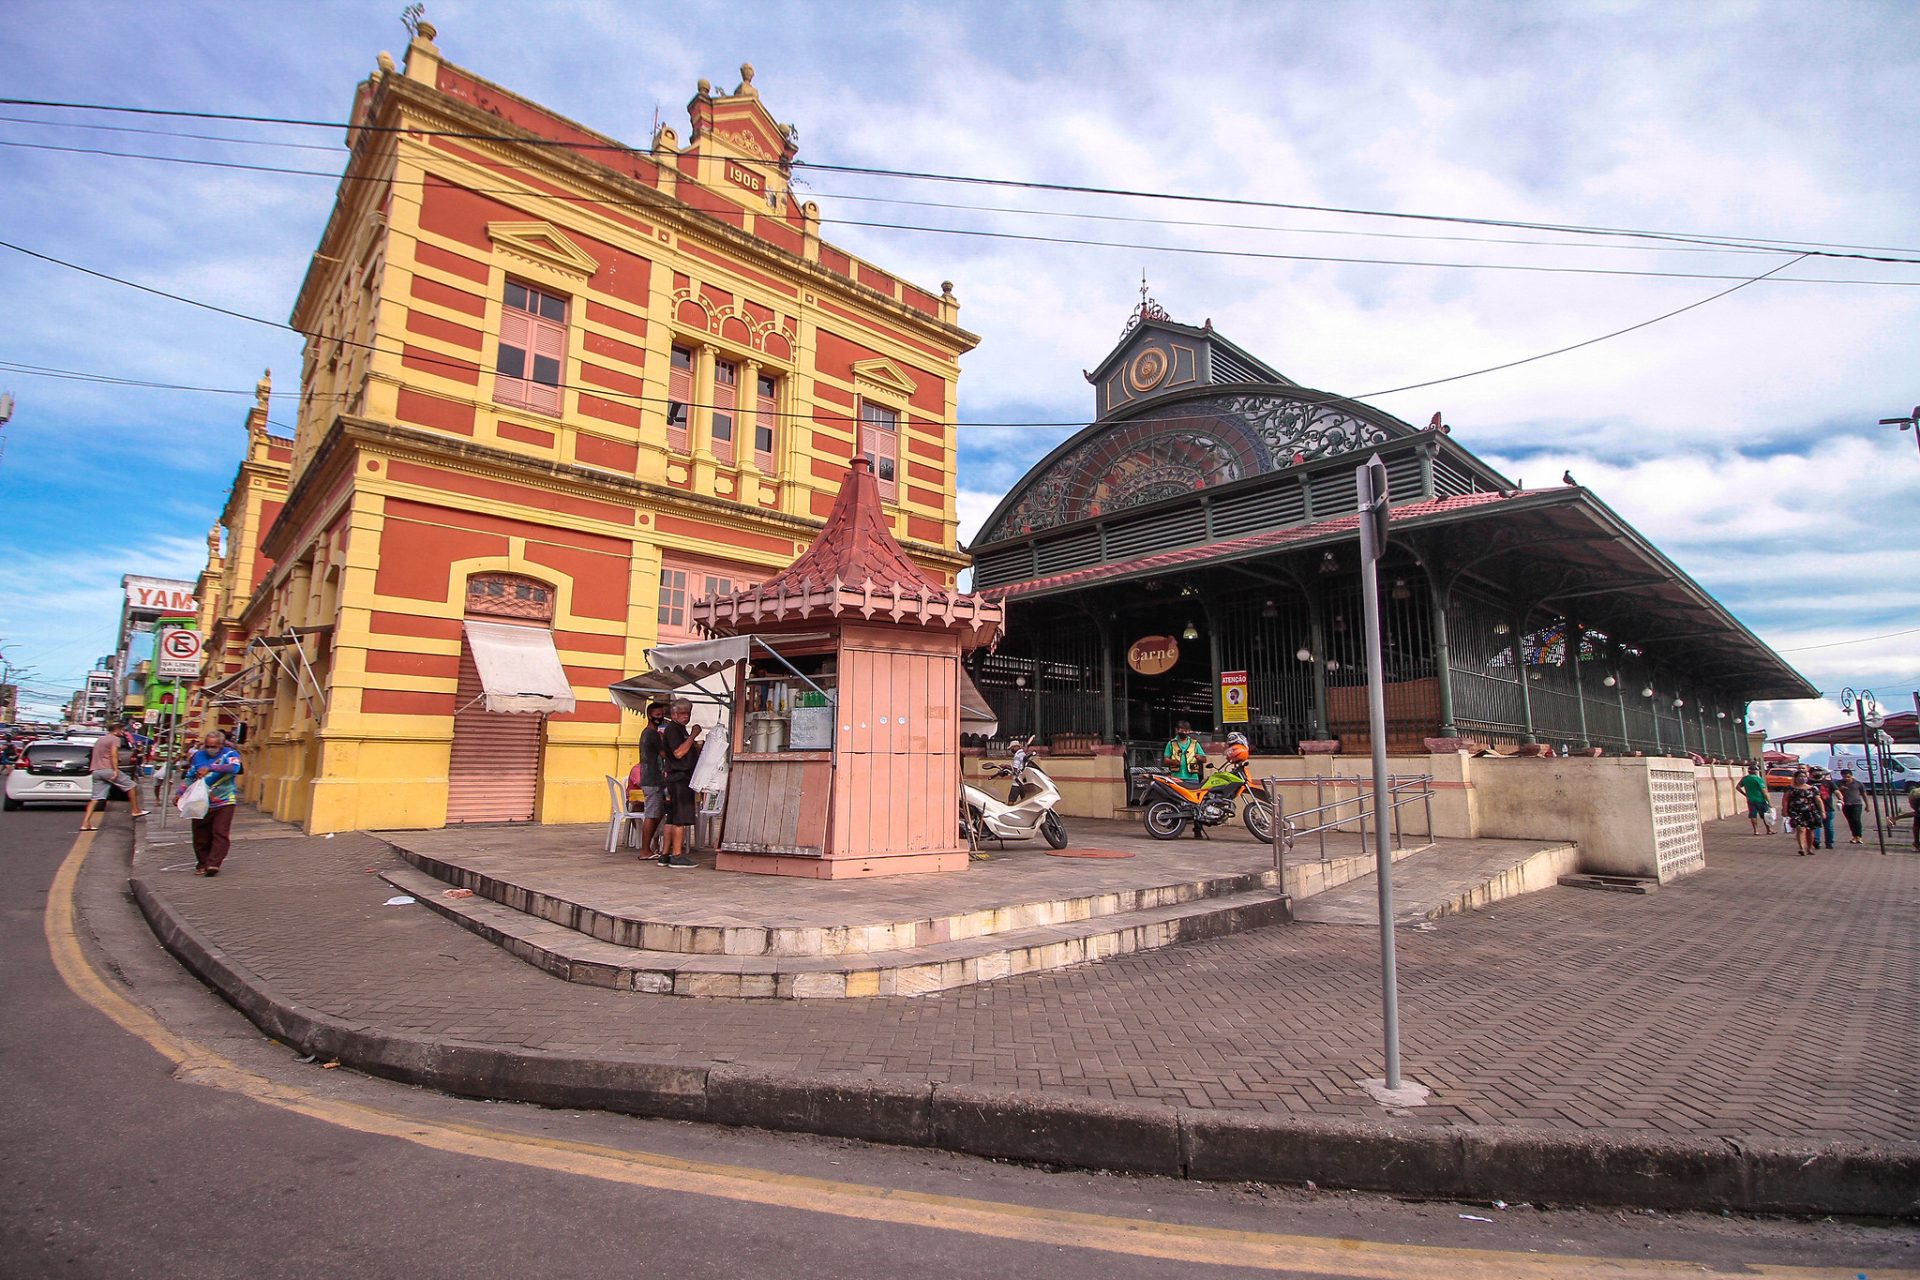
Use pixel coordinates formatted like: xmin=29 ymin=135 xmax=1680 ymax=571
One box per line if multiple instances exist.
xmin=4 ymin=740 xmax=100 ymax=809
xmin=1763 ymin=764 xmax=1799 ymax=791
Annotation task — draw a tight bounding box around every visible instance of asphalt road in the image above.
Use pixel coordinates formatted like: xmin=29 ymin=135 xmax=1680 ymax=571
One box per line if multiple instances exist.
xmin=1 ymin=802 xmax=1913 ymax=1279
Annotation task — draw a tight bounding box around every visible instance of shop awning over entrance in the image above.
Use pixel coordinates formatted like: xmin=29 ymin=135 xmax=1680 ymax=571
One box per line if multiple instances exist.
xmin=463 ymin=620 xmax=577 ymax=714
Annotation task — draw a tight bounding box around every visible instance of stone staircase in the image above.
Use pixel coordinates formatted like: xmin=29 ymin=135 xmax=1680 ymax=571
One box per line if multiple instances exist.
xmin=377 ymin=845 xmax=1289 ymax=1000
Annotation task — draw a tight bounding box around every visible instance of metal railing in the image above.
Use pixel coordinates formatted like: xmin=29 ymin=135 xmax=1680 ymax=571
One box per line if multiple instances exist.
xmin=1259 ymin=774 xmax=1435 ymax=873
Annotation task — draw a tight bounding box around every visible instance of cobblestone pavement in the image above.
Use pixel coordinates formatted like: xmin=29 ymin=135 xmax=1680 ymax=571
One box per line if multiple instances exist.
xmin=133 ymin=816 xmax=1918 ymax=1144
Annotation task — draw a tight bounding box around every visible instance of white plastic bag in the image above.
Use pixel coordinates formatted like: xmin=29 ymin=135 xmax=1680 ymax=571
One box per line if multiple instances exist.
xmin=1764 ymin=806 xmax=1778 ymax=826
xmin=176 ymin=778 xmax=210 ymax=821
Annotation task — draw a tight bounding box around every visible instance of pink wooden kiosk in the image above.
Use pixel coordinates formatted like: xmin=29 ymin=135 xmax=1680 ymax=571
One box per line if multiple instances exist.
xmin=693 ymin=458 xmax=1005 ymax=877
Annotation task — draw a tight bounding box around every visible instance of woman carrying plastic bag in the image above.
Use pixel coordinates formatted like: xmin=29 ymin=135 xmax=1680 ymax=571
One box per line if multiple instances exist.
xmin=178 ymin=729 xmax=244 ymax=876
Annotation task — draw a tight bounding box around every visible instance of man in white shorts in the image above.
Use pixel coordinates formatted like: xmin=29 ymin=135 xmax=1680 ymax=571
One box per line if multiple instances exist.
xmin=80 ymin=721 xmax=149 ymax=830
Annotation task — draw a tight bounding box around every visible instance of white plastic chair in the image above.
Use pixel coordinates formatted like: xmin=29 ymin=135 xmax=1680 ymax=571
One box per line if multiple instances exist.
xmin=605 ymin=775 xmax=645 ymax=854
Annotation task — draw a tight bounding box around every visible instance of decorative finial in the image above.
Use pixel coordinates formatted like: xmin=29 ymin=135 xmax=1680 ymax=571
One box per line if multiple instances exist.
xmin=740 ymin=62 xmax=755 ymax=86
xmin=415 ymin=18 xmax=435 ymax=41
xmin=400 ymin=3 xmax=425 ymax=37
xmin=376 ymin=50 xmax=396 ymax=73
xmin=697 ymin=77 xmax=712 ymax=96
xmin=940 ymin=281 xmax=955 ymax=298
xmin=208 ymin=525 xmax=222 ymax=556
xmin=255 ymin=369 xmax=272 ymax=413
xmin=1122 ymin=272 xmax=1169 ymax=337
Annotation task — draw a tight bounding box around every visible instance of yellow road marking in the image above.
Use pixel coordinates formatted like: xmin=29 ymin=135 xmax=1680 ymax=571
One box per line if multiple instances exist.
xmin=45 ymin=829 xmax=1908 ymax=1279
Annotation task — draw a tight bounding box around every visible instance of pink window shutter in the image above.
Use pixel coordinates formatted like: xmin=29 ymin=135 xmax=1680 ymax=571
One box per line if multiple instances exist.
xmin=755 ymin=383 xmax=777 ymax=470
xmin=711 ymin=363 xmax=736 ymax=464
xmin=495 ymin=309 xmax=532 ymax=408
xmin=667 ymin=354 xmax=692 ymax=452
xmin=528 ymin=318 xmax=566 ymax=416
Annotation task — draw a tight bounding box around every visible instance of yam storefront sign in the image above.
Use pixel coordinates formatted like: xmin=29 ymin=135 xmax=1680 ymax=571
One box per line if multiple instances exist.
xmin=1126 ymin=635 xmax=1179 ymax=676
xmin=1221 ymin=670 xmax=1249 ymax=723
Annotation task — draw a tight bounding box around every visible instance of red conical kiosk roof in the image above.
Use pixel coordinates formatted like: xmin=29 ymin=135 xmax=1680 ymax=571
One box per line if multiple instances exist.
xmin=694 ymin=458 xmax=1004 ymax=648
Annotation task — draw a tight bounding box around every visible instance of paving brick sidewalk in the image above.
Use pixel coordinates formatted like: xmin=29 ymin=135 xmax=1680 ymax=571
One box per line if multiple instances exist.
xmin=131 ymin=815 xmax=1917 ymax=1147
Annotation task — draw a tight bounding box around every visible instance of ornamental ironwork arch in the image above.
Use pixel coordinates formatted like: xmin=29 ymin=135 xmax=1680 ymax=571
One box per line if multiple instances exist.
xmin=982 ymin=392 xmax=1395 ymax=541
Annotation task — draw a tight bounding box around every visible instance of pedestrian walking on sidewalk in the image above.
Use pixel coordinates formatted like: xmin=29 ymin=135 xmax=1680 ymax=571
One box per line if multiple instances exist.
xmin=1736 ymin=765 xmax=1773 ymax=835
xmin=1808 ymin=767 xmax=1836 ymax=850
xmin=1783 ymin=769 xmax=1826 ymax=856
xmin=80 ymin=720 xmax=149 ymax=830
xmin=1835 ymin=770 xmax=1867 ymax=845
xmin=656 ymin=699 xmax=701 ymax=869
xmin=185 ymin=729 xmax=243 ymax=876
xmin=1907 ymin=785 xmax=1919 ymax=852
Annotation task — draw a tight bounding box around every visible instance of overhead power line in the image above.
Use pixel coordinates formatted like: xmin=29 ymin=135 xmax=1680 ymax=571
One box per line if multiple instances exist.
xmin=0 ymin=232 xmax=1817 ymax=426
xmin=1 ymin=136 xmax=1908 ymax=287
xmin=2 ymin=96 xmax=1918 ymax=263
xmin=0 ymin=115 xmax=1821 ymax=260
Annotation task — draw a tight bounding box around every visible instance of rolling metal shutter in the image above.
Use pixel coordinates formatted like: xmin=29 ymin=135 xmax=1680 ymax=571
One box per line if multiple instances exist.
xmin=446 ymin=638 xmax=543 ymax=824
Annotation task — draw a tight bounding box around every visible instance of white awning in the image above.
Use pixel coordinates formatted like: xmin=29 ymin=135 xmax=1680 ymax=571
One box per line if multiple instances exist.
xmin=610 ymin=632 xmax=831 ymax=712
xmin=960 ymin=672 xmax=999 ymax=737
xmin=464 ymin=620 xmax=577 ymax=714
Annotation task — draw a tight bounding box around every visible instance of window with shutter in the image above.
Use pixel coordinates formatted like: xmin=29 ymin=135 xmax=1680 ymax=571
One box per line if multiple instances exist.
xmin=656 ymin=568 xmax=688 ymax=628
xmin=858 ymin=399 xmax=900 ymax=501
xmin=711 ymin=358 xmax=737 ymax=465
xmin=495 ymin=281 xmax=568 ymax=417
xmin=755 ymin=373 xmax=778 ymax=471
xmin=667 ymin=346 xmax=692 ymax=452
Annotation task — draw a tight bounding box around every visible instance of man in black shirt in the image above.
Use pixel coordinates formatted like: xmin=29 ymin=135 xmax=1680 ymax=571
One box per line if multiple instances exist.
xmin=626 ymin=701 xmax=669 ymax=862
xmin=657 ymin=698 xmax=702 ymax=868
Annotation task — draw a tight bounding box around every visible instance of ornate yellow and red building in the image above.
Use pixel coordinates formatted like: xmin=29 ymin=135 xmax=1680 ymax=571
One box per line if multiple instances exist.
xmin=193 ymin=22 xmax=976 ymax=833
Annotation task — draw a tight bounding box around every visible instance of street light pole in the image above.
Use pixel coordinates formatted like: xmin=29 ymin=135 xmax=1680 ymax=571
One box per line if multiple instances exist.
xmin=1356 ymin=455 xmax=1406 ymax=1094
xmin=1841 ymin=688 xmax=1888 ymax=856
xmin=1879 ymin=406 xmax=1920 ymax=460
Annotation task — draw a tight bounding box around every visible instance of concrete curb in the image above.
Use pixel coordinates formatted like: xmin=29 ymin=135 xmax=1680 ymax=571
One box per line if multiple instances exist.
xmin=127 ymin=871 xmax=1920 ymax=1219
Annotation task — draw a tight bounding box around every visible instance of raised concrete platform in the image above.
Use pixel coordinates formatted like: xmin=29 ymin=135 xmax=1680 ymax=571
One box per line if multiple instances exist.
xmin=1291 ymin=839 xmax=1580 ymax=926
xmin=380 ymin=820 xmax=1292 ymax=998
xmin=379 ymin=821 xmax=1571 ymax=998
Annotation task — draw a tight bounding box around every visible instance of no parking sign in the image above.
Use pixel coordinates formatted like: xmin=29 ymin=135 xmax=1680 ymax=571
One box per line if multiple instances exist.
xmin=155 ymin=627 xmax=203 ymax=679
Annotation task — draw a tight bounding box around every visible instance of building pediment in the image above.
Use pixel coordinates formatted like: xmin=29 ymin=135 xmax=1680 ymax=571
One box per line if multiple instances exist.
xmin=486 ymin=221 xmax=599 ymax=278
xmin=851 ymin=357 xmax=919 ymax=400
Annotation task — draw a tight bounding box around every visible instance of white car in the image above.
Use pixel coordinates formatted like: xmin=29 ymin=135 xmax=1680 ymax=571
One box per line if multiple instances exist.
xmin=4 ymin=740 xmax=100 ymax=809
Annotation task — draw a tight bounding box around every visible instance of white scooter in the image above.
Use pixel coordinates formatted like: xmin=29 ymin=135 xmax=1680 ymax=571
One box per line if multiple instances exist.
xmin=962 ymin=753 xmax=1068 ymax=852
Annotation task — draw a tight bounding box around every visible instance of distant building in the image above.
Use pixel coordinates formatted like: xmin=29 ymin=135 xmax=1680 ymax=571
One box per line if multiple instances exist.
xmin=194 ymin=23 xmax=975 ymax=832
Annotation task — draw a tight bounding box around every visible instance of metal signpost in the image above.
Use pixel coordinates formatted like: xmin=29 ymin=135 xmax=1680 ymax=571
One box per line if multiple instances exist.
xmin=1356 ymin=455 xmax=1405 ymax=1092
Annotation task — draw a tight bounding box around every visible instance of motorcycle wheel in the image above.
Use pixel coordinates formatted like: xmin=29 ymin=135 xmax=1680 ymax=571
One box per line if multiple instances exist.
xmin=1143 ymin=801 xmax=1186 ymax=841
xmin=1040 ymin=811 xmax=1068 ymax=849
xmin=1243 ymin=799 xmax=1274 ymax=843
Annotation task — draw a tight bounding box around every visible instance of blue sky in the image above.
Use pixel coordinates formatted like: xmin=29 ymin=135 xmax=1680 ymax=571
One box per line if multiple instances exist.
xmin=1 ymin=0 xmax=1916 ymax=736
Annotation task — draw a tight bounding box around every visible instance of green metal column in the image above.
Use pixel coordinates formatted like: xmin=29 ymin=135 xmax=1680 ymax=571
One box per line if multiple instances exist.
xmin=1098 ymin=618 xmax=1116 ymax=744
xmin=1428 ymin=574 xmax=1457 ymax=737
xmin=1307 ymin=594 xmax=1329 ymax=739
xmin=1569 ymin=622 xmax=1591 ymax=748
xmin=1512 ymin=615 xmax=1536 ymax=742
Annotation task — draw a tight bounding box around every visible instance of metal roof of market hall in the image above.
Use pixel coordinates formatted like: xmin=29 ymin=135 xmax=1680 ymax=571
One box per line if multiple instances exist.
xmin=968 ymin=303 xmax=1815 ymax=703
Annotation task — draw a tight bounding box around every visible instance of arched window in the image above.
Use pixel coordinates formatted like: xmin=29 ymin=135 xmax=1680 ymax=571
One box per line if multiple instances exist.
xmin=464 ymin=573 xmax=555 ymax=622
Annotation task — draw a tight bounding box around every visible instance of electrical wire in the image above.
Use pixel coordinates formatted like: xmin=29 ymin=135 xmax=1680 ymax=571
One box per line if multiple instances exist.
xmin=1778 ymin=626 xmax=1920 ymax=654
xmin=0 ymin=116 xmax=1808 ymax=260
xmin=0 ymin=228 xmax=1824 ymax=427
xmin=0 ymin=136 xmax=1912 ymax=287
xmin=2 ymin=96 xmax=1917 ymax=262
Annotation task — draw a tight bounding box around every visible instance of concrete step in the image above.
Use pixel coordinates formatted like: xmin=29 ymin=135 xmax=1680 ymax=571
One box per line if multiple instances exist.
xmin=378 ymin=862 xmax=1291 ymax=1000
xmin=386 ymin=840 xmax=1280 ymax=959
